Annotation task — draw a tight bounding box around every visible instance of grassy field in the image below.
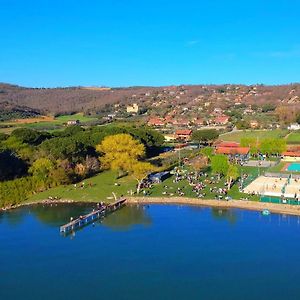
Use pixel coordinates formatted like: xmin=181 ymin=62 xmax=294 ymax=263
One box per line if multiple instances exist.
xmin=28 ymin=171 xmax=136 ymax=203
xmin=286 ymin=131 xmax=300 ymax=144
xmin=144 ymin=165 xmax=260 ymax=201
xmin=0 ymin=113 xmax=99 ymax=133
xmin=28 ymin=165 xmax=261 ymax=204
xmin=220 ymin=129 xmax=288 ymax=142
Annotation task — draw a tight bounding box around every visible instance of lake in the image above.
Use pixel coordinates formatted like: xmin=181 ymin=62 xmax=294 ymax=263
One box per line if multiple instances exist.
xmin=1 ymin=203 xmax=300 ymax=300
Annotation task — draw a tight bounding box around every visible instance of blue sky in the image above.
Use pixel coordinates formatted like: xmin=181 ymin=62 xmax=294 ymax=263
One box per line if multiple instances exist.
xmin=0 ymin=0 xmax=300 ymax=87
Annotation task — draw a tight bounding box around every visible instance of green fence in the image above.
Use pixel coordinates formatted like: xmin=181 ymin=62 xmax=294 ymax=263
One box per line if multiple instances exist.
xmin=261 ymin=196 xmax=300 ymax=206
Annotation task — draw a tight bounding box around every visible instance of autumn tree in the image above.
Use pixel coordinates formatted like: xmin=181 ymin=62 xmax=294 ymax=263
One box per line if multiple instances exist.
xmin=190 ymin=155 xmax=208 ymax=174
xmin=96 ymin=134 xmax=145 ymax=175
xmin=96 ymin=134 xmax=155 ymax=193
xmin=29 ymin=158 xmax=54 ymax=177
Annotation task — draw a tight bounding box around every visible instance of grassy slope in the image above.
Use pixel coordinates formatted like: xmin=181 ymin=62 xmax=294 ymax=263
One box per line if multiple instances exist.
xmin=220 ymin=129 xmax=288 ymax=142
xmin=28 ymin=171 xmax=136 ymax=203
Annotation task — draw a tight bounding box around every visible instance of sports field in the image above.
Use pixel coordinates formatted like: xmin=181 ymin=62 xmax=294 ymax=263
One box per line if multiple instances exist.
xmin=220 ymin=129 xmax=288 ymax=142
xmin=286 ymin=131 xmax=300 ymax=144
xmin=244 ymin=175 xmax=300 ymax=198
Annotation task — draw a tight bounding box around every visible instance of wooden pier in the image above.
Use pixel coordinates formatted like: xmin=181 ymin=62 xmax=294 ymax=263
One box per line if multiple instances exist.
xmin=59 ymin=198 xmax=126 ymax=234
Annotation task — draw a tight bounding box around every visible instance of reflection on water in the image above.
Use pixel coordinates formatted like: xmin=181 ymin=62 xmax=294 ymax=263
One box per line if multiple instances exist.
xmin=0 ymin=203 xmax=152 ymax=231
xmin=102 ymin=205 xmax=152 ymax=230
xmin=211 ymin=207 xmax=238 ymax=224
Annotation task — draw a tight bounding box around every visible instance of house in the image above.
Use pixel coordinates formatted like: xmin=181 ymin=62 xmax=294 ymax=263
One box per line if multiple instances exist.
xmin=126 ymin=103 xmax=139 ymax=114
xmin=148 ymin=117 xmax=165 ymax=127
xmin=193 ymin=118 xmax=205 ymax=126
xmin=172 ymin=118 xmax=190 ymax=126
xmin=164 ymin=134 xmax=177 ymax=142
xmin=216 ymin=146 xmax=250 ymax=156
xmin=214 ymin=115 xmax=230 ymax=125
xmin=282 ymin=151 xmax=300 ymax=158
xmin=288 ymin=123 xmax=300 ymax=130
xmin=148 ymin=171 xmax=171 ymax=184
xmin=216 ymin=141 xmax=240 ymax=148
xmin=215 ymin=141 xmax=249 ymax=158
xmin=67 ymin=120 xmax=80 ymax=126
xmin=175 ymin=129 xmax=192 ymax=141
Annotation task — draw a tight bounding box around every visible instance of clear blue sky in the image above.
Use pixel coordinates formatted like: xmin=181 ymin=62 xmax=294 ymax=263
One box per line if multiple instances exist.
xmin=1 ymin=0 xmax=300 ymax=87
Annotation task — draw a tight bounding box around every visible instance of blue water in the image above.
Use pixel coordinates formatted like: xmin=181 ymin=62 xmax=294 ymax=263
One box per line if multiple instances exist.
xmin=287 ymin=162 xmax=300 ymax=172
xmin=1 ymin=204 xmax=300 ymax=300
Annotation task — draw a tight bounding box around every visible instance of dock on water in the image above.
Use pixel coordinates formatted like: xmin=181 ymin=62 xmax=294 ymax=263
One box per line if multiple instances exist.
xmin=59 ymin=198 xmax=126 ymax=234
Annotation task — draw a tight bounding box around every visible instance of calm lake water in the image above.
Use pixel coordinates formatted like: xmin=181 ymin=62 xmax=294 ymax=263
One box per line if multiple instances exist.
xmin=1 ymin=203 xmax=300 ymax=300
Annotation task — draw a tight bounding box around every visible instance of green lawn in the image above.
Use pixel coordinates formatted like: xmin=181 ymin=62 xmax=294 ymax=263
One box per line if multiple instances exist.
xmin=220 ymin=129 xmax=288 ymax=142
xmin=28 ymin=165 xmax=261 ymax=204
xmin=144 ymin=165 xmax=260 ymax=201
xmin=28 ymin=171 xmax=136 ymax=203
xmin=55 ymin=113 xmax=98 ymax=123
xmin=286 ymin=131 xmax=300 ymax=144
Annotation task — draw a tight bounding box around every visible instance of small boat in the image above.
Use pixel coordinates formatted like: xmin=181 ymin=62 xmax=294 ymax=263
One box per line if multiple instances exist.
xmin=262 ymin=209 xmax=271 ymax=216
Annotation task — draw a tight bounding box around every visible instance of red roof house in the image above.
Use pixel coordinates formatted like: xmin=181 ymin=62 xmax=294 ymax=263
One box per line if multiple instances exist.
xmin=216 ymin=146 xmax=250 ymax=155
xmin=175 ymin=129 xmax=192 ymax=141
xmin=217 ymin=141 xmax=240 ymax=148
xmin=214 ymin=116 xmax=230 ymax=125
xmin=148 ymin=117 xmax=165 ymax=126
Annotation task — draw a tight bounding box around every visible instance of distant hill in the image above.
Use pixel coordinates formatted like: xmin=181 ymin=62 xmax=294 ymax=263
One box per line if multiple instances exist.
xmin=0 ymin=82 xmax=300 ymax=115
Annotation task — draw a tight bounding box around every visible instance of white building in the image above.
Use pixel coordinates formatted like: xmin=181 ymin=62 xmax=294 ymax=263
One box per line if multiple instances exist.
xmin=288 ymin=123 xmax=300 ymax=130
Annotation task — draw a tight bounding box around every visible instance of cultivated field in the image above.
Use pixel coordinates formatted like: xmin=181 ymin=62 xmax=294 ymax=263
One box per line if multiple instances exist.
xmin=0 ymin=113 xmax=98 ymax=133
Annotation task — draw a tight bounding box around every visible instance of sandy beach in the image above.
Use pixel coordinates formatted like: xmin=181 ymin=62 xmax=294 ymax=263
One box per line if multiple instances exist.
xmin=127 ymin=197 xmax=300 ymax=216
xmin=3 ymin=196 xmax=300 ymax=217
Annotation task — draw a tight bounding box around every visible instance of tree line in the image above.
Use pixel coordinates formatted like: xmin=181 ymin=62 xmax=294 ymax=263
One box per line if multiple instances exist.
xmin=0 ymin=125 xmax=164 ymax=207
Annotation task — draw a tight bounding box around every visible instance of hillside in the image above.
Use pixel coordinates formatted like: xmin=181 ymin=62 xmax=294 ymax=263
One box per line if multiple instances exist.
xmin=0 ymin=83 xmax=300 ymax=115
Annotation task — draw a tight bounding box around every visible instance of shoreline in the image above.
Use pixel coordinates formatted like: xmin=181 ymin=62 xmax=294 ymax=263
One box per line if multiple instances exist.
xmin=127 ymin=197 xmax=300 ymax=216
xmin=2 ymin=197 xmax=300 ymax=217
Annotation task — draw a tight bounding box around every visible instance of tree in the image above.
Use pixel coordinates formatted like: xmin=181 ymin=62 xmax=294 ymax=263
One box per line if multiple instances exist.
xmin=260 ymin=138 xmax=286 ymax=156
xmin=131 ymin=161 xmax=155 ymax=194
xmin=275 ymin=106 xmax=297 ymax=125
xmin=29 ymin=158 xmax=54 ymax=177
xmin=240 ymin=137 xmax=259 ymax=156
xmin=236 ymin=120 xmax=250 ymax=130
xmin=190 ymin=155 xmax=208 ymax=174
xmin=96 ymin=134 xmax=155 ymax=193
xmin=200 ymin=147 xmax=214 ymax=160
xmin=211 ymin=155 xmax=229 ymax=179
xmin=85 ymin=156 xmax=100 ymax=175
xmin=296 ymin=113 xmax=300 ymax=124
xmin=192 ymin=129 xmax=219 ymax=146
xmin=262 ymin=103 xmax=276 ymax=112
xmin=11 ymin=128 xmax=50 ymax=145
xmin=226 ymin=164 xmax=239 ymax=189
xmin=96 ymin=134 xmax=145 ymax=175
